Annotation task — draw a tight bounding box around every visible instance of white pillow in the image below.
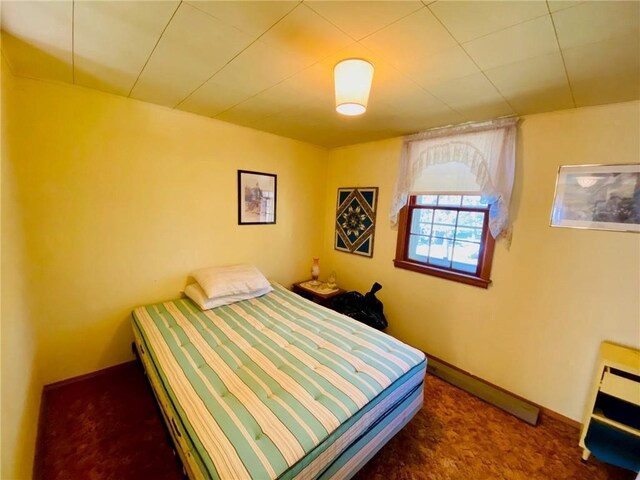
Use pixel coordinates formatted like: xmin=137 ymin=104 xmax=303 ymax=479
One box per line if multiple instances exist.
xmin=191 ymin=264 xmax=270 ymax=299
xmin=185 ymin=283 xmax=273 ymax=311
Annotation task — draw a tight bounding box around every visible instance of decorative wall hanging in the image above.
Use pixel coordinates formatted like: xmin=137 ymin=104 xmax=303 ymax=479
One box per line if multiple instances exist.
xmin=550 ymin=164 xmax=639 ymax=233
xmin=335 ymin=187 xmax=378 ymax=257
xmin=238 ymin=170 xmax=277 ymax=225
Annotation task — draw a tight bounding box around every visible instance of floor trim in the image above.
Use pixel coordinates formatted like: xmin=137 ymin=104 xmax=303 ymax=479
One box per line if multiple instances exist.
xmin=540 ymin=405 xmax=581 ymax=430
xmin=424 ymin=351 xmax=581 ymax=430
xmin=42 ymin=360 xmax=137 ymax=392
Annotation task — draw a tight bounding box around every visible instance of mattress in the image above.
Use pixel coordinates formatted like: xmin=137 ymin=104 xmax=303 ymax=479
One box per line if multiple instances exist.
xmin=132 ymin=283 xmax=426 ymax=480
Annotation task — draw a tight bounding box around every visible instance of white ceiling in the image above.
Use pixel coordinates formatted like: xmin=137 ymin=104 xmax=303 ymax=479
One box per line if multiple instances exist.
xmin=2 ymin=1 xmax=639 ymax=148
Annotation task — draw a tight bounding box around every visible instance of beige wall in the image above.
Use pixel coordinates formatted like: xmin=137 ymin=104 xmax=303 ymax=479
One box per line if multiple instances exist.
xmin=1 ymin=60 xmax=42 ymax=480
xmin=322 ymin=101 xmax=640 ymax=422
xmin=1 ymin=73 xmax=327 ymax=477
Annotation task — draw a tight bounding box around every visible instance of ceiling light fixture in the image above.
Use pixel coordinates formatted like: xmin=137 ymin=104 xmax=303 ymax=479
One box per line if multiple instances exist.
xmin=334 ymin=58 xmax=374 ymax=116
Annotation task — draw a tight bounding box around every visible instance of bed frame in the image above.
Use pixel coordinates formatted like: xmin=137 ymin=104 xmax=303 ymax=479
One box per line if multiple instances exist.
xmin=133 ymin=338 xmax=205 ymax=479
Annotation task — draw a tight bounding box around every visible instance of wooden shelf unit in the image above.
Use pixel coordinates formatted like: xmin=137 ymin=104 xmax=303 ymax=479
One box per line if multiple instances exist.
xmin=579 ymin=342 xmax=640 ymax=472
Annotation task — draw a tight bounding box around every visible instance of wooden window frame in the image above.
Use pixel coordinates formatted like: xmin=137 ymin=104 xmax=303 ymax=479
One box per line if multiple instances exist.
xmin=393 ymin=195 xmax=495 ymax=288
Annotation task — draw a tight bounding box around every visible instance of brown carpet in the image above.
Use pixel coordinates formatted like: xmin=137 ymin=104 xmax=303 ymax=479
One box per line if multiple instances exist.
xmin=37 ymin=361 xmax=634 ymax=480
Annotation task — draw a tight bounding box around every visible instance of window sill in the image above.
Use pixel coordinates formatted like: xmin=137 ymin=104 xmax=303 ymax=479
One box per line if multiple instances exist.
xmin=393 ymin=259 xmax=491 ymax=289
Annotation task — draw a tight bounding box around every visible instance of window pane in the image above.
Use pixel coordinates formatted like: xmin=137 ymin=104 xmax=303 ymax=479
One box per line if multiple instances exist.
xmin=410 ymin=210 xmax=420 ymax=234
xmin=408 ymin=234 xmax=430 ymax=263
xmin=433 ymin=209 xmax=458 ymax=226
xmin=455 ymin=226 xmax=482 ymax=243
xmin=458 ymin=211 xmax=485 ymax=228
xmin=452 ymin=241 xmax=480 ymax=273
xmin=410 ymin=209 xmax=433 ymax=235
xmin=418 ymin=209 xmax=434 ymax=223
xmin=437 ymin=195 xmax=462 ymax=206
xmin=416 ymin=195 xmax=438 ymax=206
xmin=427 ymin=237 xmax=453 ymax=268
xmin=432 ymin=224 xmax=455 ymax=239
xmin=416 ymin=223 xmax=433 ymax=236
xmin=461 ymin=195 xmax=488 ymax=207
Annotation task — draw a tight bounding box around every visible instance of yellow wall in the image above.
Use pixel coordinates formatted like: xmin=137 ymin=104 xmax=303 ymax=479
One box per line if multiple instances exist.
xmin=322 ymin=101 xmax=640 ymax=421
xmin=2 ymin=62 xmax=639 ymax=477
xmin=1 ymin=60 xmax=42 ymax=480
xmin=7 ymin=75 xmax=327 ymax=385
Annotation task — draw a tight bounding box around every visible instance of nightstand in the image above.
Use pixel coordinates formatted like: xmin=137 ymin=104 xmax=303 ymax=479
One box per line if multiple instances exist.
xmin=292 ymin=281 xmax=346 ymax=308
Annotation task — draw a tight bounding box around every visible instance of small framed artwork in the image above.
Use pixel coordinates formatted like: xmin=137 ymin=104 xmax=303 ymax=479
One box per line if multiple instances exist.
xmin=238 ymin=170 xmax=277 ymax=225
xmin=550 ymin=164 xmax=640 ymax=233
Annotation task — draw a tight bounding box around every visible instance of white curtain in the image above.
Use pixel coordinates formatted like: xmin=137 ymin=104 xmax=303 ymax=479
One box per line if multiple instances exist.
xmin=390 ymin=117 xmax=518 ymax=238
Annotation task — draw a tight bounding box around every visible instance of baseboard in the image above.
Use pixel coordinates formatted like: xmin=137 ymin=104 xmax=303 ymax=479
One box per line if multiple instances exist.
xmin=424 ymin=351 xmax=580 ymax=429
xmin=539 ymin=405 xmax=581 ymax=430
xmin=43 ymin=360 xmax=137 ymax=392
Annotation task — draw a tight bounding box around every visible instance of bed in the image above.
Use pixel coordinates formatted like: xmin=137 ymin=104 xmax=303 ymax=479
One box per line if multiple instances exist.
xmin=132 ymin=283 xmax=426 ymax=480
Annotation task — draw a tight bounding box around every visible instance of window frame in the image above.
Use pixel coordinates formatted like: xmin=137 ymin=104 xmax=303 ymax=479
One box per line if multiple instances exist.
xmin=393 ymin=195 xmax=495 ymax=288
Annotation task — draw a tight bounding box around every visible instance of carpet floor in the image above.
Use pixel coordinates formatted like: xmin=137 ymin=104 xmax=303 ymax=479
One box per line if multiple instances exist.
xmin=37 ymin=361 xmax=634 ymax=480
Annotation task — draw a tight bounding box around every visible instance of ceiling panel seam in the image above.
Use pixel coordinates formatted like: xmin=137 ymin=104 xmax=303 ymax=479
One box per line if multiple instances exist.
xmin=546 ymin=0 xmax=577 ymax=108
xmin=178 ymin=3 xmax=384 ymax=120
xmin=548 ymin=1 xmax=586 ymax=14
xmin=209 ymin=26 xmax=441 ymax=125
xmin=305 ymin=1 xmax=426 ymax=42
xmin=302 ymin=3 xmax=360 ymax=41
xmin=347 ymin=6 xmax=470 ymax=118
xmin=352 ymin=42 xmax=469 ymax=119
xmin=303 ymin=2 xmax=467 ymax=126
xmin=208 ymin=41 xmax=364 ymax=121
xmin=210 ymin=82 xmax=289 ymax=121
xmin=351 ymin=4 xmax=426 ymax=43
xmin=126 ymin=0 xmax=183 ymax=97
xmin=387 ymin=66 xmax=468 ymax=119
xmin=458 ymin=13 xmax=550 ymax=45
xmin=223 ymin=100 xmax=298 ymax=129
xmin=206 ymin=38 xmax=372 ymax=121
xmin=173 ymin=1 xmax=303 ymax=109
xmin=427 ymin=3 xmax=518 ymax=116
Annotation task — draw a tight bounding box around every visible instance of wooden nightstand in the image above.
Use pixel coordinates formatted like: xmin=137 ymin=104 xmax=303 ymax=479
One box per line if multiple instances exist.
xmin=292 ymin=281 xmax=346 ymax=308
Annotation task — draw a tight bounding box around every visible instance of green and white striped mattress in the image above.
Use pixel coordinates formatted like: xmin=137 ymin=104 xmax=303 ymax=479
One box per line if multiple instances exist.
xmin=132 ymin=283 xmax=426 ymax=480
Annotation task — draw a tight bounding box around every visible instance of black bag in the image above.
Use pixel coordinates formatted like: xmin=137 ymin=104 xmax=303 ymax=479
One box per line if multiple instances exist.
xmin=331 ymin=283 xmax=388 ymax=330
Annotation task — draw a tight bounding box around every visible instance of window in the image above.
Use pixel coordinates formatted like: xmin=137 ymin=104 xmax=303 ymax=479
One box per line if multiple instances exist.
xmin=394 ymin=194 xmax=495 ymax=288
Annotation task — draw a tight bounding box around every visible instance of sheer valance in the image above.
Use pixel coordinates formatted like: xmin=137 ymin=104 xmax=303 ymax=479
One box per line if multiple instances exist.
xmin=390 ymin=117 xmax=518 ymax=238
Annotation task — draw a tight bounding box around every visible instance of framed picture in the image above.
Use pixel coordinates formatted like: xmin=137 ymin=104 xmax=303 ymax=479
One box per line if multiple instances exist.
xmin=550 ymin=164 xmax=640 ymax=233
xmin=335 ymin=187 xmax=378 ymax=257
xmin=237 ymin=170 xmax=277 ymax=225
